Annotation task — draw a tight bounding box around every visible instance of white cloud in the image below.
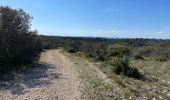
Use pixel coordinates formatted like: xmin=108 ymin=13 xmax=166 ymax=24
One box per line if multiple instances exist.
xmin=93 ymin=30 xmax=170 ymax=39
xmin=147 ymin=31 xmax=170 ymax=35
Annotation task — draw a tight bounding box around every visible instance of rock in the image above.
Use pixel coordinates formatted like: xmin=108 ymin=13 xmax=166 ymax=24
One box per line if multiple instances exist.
xmin=143 ymin=96 xmax=147 ymax=99
xmin=129 ymin=96 xmax=132 ymax=99
xmin=159 ymin=96 xmax=163 ymax=99
xmin=162 ymin=79 xmax=165 ymax=82
xmin=167 ymin=93 xmax=170 ymax=96
xmin=163 ymin=90 xmax=167 ymax=93
xmin=152 ymin=97 xmax=156 ymax=100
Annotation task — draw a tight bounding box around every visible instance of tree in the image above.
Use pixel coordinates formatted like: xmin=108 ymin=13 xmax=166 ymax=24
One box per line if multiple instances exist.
xmin=0 ymin=6 xmax=42 ymax=71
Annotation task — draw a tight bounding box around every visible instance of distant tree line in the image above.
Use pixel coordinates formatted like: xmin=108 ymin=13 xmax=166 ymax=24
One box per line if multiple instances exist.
xmin=41 ymin=36 xmax=170 ymax=62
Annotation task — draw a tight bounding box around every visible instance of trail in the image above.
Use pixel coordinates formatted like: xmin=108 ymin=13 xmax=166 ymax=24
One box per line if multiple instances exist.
xmin=0 ymin=49 xmax=81 ymax=100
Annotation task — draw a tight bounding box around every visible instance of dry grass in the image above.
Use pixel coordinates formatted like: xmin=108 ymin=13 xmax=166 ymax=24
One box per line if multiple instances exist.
xmin=64 ymin=52 xmax=115 ymax=100
xmin=65 ymin=51 xmax=170 ymax=100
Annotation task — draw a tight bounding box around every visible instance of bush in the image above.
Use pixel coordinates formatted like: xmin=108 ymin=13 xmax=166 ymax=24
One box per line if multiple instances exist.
xmin=107 ymin=43 xmax=130 ymax=57
xmin=108 ymin=43 xmax=141 ymax=79
xmin=128 ymin=67 xmax=141 ymax=79
xmin=111 ymin=57 xmax=141 ymax=79
xmin=83 ymin=43 xmax=107 ymax=61
xmin=0 ymin=6 xmax=42 ymax=71
xmin=134 ymin=54 xmax=144 ymax=60
xmin=67 ymin=47 xmax=77 ymax=53
xmin=111 ymin=57 xmax=130 ymax=74
xmin=158 ymin=57 xmax=168 ymax=62
xmin=65 ymin=41 xmax=80 ymax=53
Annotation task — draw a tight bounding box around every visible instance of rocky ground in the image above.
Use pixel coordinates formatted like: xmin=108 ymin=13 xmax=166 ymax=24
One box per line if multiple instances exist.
xmin=0 ymin=49 xmax=81 ymax=100
xmin=0 ymin=49 xmax=170 ymax=100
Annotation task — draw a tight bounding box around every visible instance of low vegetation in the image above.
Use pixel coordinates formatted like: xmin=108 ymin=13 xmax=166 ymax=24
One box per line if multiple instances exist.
xmin=42 ymin=36 xmax=169 ymax=79
xmin=65 ymin=49 xmax=170 ymax=99
xmin=41 ymin=36 xmax=170 ymax=79
xmin=41 ymin=36 xmax=170 ymax=62
xmin=40 ymin=35 xmax=170 ymax=99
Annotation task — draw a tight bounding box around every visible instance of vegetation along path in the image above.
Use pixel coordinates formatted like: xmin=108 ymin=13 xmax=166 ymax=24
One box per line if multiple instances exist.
xmin=0 ymin=49 xmax=81 ymax=100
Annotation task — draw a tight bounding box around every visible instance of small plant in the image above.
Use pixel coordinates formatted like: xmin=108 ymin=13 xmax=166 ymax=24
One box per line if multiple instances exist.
xmin=67 ymin=47 xmax=77 ymax=53
xmin=159 ymin=58 xmax=168 ymax=62
xmin=128 ymin=67 xmax=141 ymax=79
xmin=65 ymin=42 xmax=80 ymax=53
xmin=134 ymin=54 xmax=144 ymax=60
xmin=157 ymin=55 xmax=168 ymax=62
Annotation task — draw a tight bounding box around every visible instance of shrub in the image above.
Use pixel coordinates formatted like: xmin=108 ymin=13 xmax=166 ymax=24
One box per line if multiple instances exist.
xmin=131 ymin=46 xmax=152 ymax=60
xmin=65 ymin=41 xmax=80 ymax=53
xmin=128 ymin=67 xmax=141 ymax=79
xmin=107 ymin=43 xmax=129 ymax=57
xmin=111 ymin=57 xmax=130 ymax=74
xmin=86 ymin=53 xmax=94 ymax=58
xmin=0 ymin=6 xmax=42 ymax=71
xmin=111 ymin=57 xmax=140 ymax=79
xmin=134 ymin=54 xmax=144 ymax=60
xmin=108 ymin=43 xmax=141 ymax=79
xmin=67 ymin=47 xmax=77 ymax=53
xmin=83 ymin=43 xmax=107 ymax=61
xmin=158 ymin=57 xmax=168 ymax=62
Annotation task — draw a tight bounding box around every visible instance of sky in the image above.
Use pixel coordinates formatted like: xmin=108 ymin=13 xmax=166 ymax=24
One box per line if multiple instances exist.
xmin=0 ymin=0 xmax=170 ymax=39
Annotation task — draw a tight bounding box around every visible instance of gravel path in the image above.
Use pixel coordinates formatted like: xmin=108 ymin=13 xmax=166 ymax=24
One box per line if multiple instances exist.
xmin=0 ymin=49 xmax=81 ymax=100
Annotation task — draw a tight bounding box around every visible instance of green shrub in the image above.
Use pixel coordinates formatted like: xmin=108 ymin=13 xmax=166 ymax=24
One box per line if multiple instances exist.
xmin=86 ymin=53 xmax=94 ymax=58
xmin=134 ymin=55 xmax=144 ymax=60
xmin=111 ymin=57 xmax=129 ymax=74
xmin=108 ymin=43 xmax=141 ymax=79
xmin=107 ymin=43 xmax=129 ymax=57
xmin=67 ymin=47 xmax=77 ymax=53
xmin=83 ymin=43 xmax=107 ymax=61
xmin=0 ymin=6 xmax=42 ymax=71
xmin=111 ymin=57 xmax=140 ymax=79
xmin=128 ymin=67 xmax=141 ymax=79
xmin=65 ymin=41 xmax=81 ymax=53
xmin=158 ymin=57 xmax=168 ymax=62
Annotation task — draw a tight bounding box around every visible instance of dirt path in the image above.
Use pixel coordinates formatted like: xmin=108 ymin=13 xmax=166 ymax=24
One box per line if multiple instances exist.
xmin=0 ymin=49 xmax=81 ymax=100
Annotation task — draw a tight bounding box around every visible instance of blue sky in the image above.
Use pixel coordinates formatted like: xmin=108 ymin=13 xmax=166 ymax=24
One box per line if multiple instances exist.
xmin=0 ymin=0 xmax=170 ymax=39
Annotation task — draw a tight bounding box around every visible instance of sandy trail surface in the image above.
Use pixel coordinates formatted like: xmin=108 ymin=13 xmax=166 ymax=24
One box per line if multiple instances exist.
xmin=0 ymin=49 xmax=81 ymax=100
